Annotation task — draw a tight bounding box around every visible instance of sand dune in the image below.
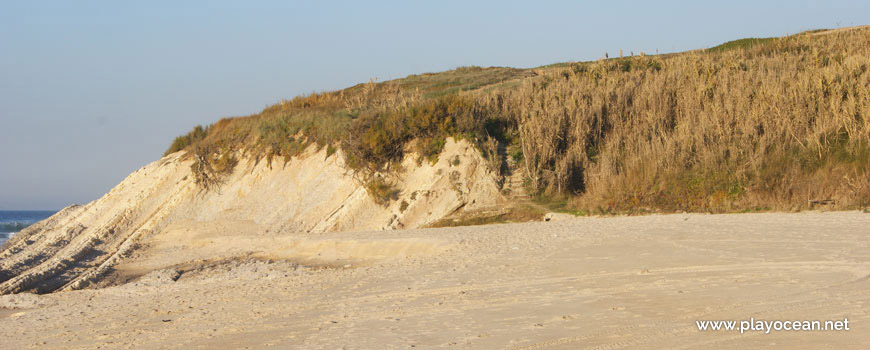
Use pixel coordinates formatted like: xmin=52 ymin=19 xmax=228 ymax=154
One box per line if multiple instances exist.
xmin=1 ymin=211 xmax=868 ymax=349
xmin=0 ymin=138 xmax=502 ymax=295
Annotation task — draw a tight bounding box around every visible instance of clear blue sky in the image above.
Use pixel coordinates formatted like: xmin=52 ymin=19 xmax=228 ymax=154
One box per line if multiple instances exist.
xmin=1 ymin=0 xmax=867 ymax=210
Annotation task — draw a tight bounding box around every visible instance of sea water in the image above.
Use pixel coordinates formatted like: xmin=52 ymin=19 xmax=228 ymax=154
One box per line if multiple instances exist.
xmin=0 ymin=210 xmax=56 ymax=246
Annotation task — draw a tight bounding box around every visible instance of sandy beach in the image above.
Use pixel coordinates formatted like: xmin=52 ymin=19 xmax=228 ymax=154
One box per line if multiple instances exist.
xmin=4 ymin=3 xmax=869 ymax=350
xmin=1 ymin=211 xmax=868 ymax=349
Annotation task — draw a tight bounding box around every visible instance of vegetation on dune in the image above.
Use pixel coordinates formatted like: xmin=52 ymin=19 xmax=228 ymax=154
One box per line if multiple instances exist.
xmin=190 ymin=143 xmax=237 ymax=189
xmin=166 ymin=27 xmax=870 ymax=212
xmin=341 ymin=94 xmax=509 ymax=172
xmin=164 ymin=125 xmax=209 ymax=156
xmin=169 ymin=66 xmax=524 ymax=190
xmin=363 ymin=177 xmax=400 ymax=207
xmin=707 ymin=37 xmax=777 ymax=52
xmin=495 ymin=30 xmax=870 ymax=212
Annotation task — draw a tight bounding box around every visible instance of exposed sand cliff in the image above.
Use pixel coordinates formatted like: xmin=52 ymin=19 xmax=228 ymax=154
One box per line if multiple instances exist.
xmin=0 ymin=138 xmax=503 ymax=294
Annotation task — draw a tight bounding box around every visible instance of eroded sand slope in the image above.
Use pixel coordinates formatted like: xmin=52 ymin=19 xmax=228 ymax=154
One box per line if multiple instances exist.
xmin=1 ymin=211 xmax=868 ymax=349
xmin=0 ymin=138 xmax=502 ymax=294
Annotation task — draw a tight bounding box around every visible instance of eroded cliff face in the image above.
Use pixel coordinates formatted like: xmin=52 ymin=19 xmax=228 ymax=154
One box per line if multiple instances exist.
xmin=0 ymin=138 xmax=503 ymax=294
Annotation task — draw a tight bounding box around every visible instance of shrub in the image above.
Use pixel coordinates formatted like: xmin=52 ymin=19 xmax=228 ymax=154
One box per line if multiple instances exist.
xmin=258 ymin=109 xmax=354 ymax=162
xmin=342 ymin=94 xmax=496 ymax=173
xmin=164 ymin=125 xmax=209 ymax=156
xmin=190 ymin=144 xmax=237 ymax=189
xmin=364 ymin=177 xmax=399 ymax=207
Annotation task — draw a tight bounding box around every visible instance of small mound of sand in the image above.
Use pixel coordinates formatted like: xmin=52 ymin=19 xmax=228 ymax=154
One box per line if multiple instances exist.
xmin=180 ymin=259 xmax=305 ymax=282
xmin=0 ymin=293 xmax=56 ymax=309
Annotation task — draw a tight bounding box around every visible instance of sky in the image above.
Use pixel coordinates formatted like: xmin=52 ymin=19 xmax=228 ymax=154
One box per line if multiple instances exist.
xmin=1 ymin=0 xmax=868 ymax=210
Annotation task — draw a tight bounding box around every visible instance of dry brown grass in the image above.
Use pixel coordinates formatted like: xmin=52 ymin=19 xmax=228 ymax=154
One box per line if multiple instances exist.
xmin=165 ymin=27 xmax=870 ymax=212
xmin=190 ymin=143 xmax=237 ymax=189
xmin=480 ymin=28 xmax=870 ymax=212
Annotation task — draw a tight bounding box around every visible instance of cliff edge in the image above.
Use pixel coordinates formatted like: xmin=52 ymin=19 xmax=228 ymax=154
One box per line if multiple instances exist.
xmin=0 ymin=138 xmax=503 ymax=294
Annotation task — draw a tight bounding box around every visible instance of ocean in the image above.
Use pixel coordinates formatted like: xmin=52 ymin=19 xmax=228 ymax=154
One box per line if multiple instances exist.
xmin=0 ymin=210 xmax=56 ymax=246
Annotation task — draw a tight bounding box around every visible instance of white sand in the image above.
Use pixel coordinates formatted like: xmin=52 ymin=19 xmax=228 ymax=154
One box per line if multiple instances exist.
xmin=1 ymin=211 xmax=868 ymax=349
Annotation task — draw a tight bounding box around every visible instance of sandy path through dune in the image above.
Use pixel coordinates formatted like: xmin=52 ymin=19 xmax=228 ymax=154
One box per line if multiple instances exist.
xmin=1 ymin=211 xmax=868 ymax=349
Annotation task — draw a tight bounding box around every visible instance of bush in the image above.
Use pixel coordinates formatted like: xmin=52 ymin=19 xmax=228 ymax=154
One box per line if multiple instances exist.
xmin=364 ymin=177 xmax=399 ymax=207
xmin=342 ymin=95 xmax=491 ymax=172
xmin=164 ymin=125 xmax=209 ymax=156
xmin=258 ymin=110 xmax=353 ymax=162
xmin=190 ymin=144 xmax=237 ymax=189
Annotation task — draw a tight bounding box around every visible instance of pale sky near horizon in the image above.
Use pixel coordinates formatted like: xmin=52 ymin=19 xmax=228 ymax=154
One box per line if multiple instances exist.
xmin=1 ymin=0 xmax=867 ymax=210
